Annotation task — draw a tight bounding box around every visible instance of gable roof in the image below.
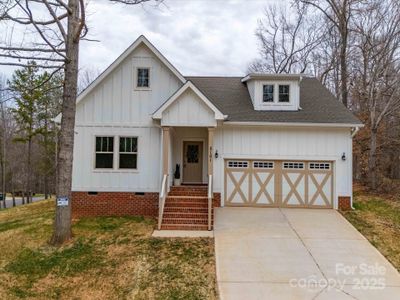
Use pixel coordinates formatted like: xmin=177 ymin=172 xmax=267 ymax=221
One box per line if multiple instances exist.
xmin=187 ymin=76 xmax=363 ymax=126
xmin=153 ymin=81 xmax=225 ymax=120
xmin=77 ymin=35 xmax=186 ymax=105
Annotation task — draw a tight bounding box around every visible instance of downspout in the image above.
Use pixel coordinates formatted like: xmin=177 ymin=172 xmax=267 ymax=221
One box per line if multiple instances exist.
xmin=350 ymin=126 xmax=360 ymax=209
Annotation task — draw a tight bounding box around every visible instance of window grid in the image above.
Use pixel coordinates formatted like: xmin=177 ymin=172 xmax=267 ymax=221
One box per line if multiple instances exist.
xmin=309 ymin=162 xmax=330 ymax=170
xmin=228 ymin=161 xmax=249 ymax=168
xmin=137 ymin=68 xmax=149 ymax=88
xmin=263 ymin=85 xmax=274 ymax=102
xmin=283 ymin=162 xmax=304 ymax=169
xmin=96 ymin=136 xmax=113 ymax=153
xmin=253 ymin=161 xmax=274 ymax=169
xmin=119 ymin=137 xmax=138 ymax=169
xmin=95 ymin=137 xmax=114 ymax=169
xmin=278 ymin=85 xmax=290 ymax=102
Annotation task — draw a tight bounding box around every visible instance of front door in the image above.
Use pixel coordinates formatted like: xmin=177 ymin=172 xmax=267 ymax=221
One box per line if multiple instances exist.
xmin=183 ymin=141 xmax=203 ymax=183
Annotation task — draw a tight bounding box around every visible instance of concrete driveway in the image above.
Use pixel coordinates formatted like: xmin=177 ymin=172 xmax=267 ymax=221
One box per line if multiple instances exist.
xmin=214 ymin=208 xmax=400 ymax=300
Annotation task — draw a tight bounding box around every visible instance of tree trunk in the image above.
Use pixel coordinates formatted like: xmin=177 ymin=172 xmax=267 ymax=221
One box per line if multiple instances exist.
xmin=11 ymin=177 xmax=15 ymax=207
xmin=22 ymin=191 xmax=25 ymax=205
xmin=26 ymin=138 xmax=32 ymax=204
xmin=368 ymin=127 xmax=378 ymax=190
xmin=51 ymin=0 xmax=80 ymax=245
xmin=339 ymin=3 xmax=349 ymax=108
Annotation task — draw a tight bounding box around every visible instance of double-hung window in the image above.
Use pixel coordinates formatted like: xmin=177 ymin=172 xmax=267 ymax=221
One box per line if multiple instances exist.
xmin=95 ymin=137 xmax=114 ymax=168
xmin=278 ymin=85 xmax=290 ymax=102
xmin=137 ymin=68 xmax=149 ymax=88
xmin=119 ymin=137 xmax=138 ymax=169
xmin=263 ymin=84 xmax=274 ymax=102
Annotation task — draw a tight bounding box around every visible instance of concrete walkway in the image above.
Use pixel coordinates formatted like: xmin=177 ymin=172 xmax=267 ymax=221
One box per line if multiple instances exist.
xmin=214 ymin=208 xmax=400 ymax=300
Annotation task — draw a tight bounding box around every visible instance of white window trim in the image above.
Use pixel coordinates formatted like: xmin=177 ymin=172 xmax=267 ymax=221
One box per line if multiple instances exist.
xmin=259 ymin=81 xmax=293 ymax=106
xmin=118 ymin=136 xmax=138 ymax=170
xmin=94 ymin=136 xmax=115 ymax=170
xmin=134 ymin=66 xmax=151 ymax=91
xmin=92 ymin=135 xmax=140 ymax=173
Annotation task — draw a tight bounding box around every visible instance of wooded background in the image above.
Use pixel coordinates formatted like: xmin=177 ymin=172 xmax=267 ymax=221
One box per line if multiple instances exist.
xmin=0 ymin=0 xmax=398 ymax=209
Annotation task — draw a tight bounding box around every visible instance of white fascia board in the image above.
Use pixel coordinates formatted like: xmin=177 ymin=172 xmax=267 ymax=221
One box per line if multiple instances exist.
xmin=152 ymin=81 xmax=226 ymax=120
xmin=76 ymin=35 xmax=186 ymax=105
xmin=223 ymin=121 xmax=364 ymax=128
xmin=241 ymin=73 xmax=303 ymax=83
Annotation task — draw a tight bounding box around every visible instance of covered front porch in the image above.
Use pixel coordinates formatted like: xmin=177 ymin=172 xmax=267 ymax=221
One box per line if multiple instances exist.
xmin=152 ymin=81 xmax=225 ymax=230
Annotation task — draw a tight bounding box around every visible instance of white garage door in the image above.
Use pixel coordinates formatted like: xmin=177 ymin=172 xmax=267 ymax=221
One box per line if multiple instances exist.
xmin=224 ymin=160 xmax=333 ymax=208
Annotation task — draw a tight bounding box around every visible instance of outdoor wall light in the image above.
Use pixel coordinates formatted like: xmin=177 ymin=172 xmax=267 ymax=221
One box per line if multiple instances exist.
xmin=215 ymin=150 xmax=219 ymax=159
xmin=341 ymin=152 xmax=346 ymax=161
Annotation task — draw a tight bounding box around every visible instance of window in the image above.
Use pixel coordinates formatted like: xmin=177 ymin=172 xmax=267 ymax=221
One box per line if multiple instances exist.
xmin=309 ymin=162 xmax=331 ymax=170
xmin=253 ymin=161 xmax=274 ymax=169
xmin=119 ymin=137 xmax=138 ymax=169
xmin=263 ymin=85 xmax=274 ymax=102
xmin=137 ymin=68 xmax=149 ymax=88
xmin=228 ymin=161 xmax=249 ymax=168
xmin=278 ymin=85 xmax=290 ymax=102
xmin=95 ymin=137 xmax=114 ymax=168
xmin=283 ymin=162 xmax=304 ymax=169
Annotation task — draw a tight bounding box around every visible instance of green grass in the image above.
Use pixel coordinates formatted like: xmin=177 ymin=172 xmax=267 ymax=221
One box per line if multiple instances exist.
xmin=0 ymin=200 xmax=217 ymax=299
xmin=342 ymin=186 xmax=400 ymax=270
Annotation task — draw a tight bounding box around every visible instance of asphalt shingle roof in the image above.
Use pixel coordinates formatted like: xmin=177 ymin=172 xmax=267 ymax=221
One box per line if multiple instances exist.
xmin=186 ymin=76 xmax=361 ymax=125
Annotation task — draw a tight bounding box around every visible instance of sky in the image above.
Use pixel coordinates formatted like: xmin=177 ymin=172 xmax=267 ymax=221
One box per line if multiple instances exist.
xmin=79 ymin=0 xmax=282 ymax=77
xmin=0 ymin=0 xmax=285 ymax=78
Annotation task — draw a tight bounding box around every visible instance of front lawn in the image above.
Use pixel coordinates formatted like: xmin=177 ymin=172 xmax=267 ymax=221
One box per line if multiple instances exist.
xmin=0 ymin=200 xmax=217 ymax=299
xmin=341 ymin=185 xmax=400 ymax=271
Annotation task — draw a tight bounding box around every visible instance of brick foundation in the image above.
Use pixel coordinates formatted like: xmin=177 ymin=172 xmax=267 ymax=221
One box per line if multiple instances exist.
xmin=213 ymin=193 xmax=221 ymax=207
xmin=338 ymin=196 xmax=352 ymax=211
xmin=72 ymin=192 xmax=159 ymax=218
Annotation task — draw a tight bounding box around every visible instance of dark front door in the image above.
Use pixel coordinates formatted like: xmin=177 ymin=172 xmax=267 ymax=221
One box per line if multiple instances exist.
xmin=183 ymin=141 xmax=203 ymax=183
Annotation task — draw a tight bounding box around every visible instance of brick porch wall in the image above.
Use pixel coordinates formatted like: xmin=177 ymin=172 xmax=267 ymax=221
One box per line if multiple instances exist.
xmin=338 ymin=196 xmax=352 ymax=211
xmin=213 ymin=193 xmax=221 ymax=207
xmin=71 ymin=192 xmax=159 ymax=218
xmin=71 ymin=191 xmax=221 ymax=218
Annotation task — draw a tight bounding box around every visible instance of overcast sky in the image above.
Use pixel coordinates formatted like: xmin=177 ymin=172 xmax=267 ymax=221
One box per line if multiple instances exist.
xmin=0 ymin=0 xmax=285 ymax=78
xmin=78 ymin=0 xmax=283 ymax=77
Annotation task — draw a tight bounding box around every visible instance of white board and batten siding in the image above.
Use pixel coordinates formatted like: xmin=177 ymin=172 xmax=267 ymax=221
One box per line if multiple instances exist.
xmin=72 ymin=44 xmax=183 ymax=192
xmin=160 ymin=89 xmax=217 ymax=127
xmin=213 ymin=126 xmax=353 ymax=209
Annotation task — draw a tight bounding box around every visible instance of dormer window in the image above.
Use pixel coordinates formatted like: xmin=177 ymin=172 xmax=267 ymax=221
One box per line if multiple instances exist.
xmin=278 ymin=85 xmax=290 ymax=102
xmin=263 ymin=85 xmax=274 ymax=102
xmin=137 ymin=68 xmax=150 ymax=88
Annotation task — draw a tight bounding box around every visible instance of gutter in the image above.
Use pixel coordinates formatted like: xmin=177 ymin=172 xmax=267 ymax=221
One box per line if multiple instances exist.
xmin=351 ymin=126 xmax=360 ymax=138
xmin=350 ymin=126 xmax=361 ymax=210
xmin=224 ymin=121 xmax=364 ymax=128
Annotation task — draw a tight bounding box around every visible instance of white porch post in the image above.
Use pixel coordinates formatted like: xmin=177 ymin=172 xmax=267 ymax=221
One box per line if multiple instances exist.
xmin=162 ymin=126 xmax=170 ymax=175
xmin=208 ymin=127 xmax=215 ymax=176
xmin=207 ymin=127 xmax=214 ymax=230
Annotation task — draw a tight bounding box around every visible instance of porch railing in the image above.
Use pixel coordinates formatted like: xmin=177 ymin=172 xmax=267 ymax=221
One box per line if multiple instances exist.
xmin=207 ymin=174 xmax=213 ymax=231
xmin=158 ymin=174 xmax=169 ymax=230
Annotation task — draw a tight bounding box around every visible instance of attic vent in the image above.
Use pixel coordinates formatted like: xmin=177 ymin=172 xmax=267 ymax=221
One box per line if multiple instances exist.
xmin=88 ymin=191 xmax=98 ymax=195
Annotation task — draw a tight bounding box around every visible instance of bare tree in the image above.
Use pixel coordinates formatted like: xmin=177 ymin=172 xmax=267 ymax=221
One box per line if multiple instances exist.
xmin=249 ymin=4 xmax=322 ymax=74
xmin=297 ymin=0 xmax=362 ymax=108
xmin=78 ymin=66 xmax=101 ymax=93
xmin=0 ymin=0 xmax=162 ymax=245
xmin=352 ymin=0 xmax=400 ymax=189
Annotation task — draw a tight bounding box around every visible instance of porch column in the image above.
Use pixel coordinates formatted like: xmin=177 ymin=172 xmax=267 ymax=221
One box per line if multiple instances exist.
xmin=208 ymin=127 xmax=215 ymax=176
xmin=162 ymin=127 xmax=170 ymax=175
